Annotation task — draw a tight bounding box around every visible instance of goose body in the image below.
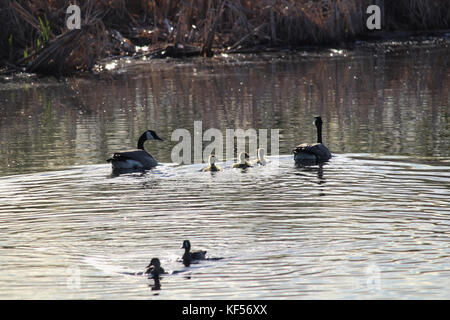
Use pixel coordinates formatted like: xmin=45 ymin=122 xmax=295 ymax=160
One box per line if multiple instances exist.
xmin=232 ymin=152 xmax=253 ymax=169
xmin=107 ymin=130 xmax=163 ymax=170
xmin=202 ymin=155 xmax=221 ymax=172
xmin=293 ymin=116 xmax=332 ymax=162
xmin=181 ymin=240 xmax=206 ymax=266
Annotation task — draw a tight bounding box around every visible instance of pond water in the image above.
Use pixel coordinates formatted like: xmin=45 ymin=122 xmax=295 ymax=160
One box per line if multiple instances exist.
xmin=0 ymin=43 xmax=449 ymax=299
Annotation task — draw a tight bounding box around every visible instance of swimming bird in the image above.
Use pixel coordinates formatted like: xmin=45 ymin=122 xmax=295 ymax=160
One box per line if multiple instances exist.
xmin=232 ymin=152 xmax=253 ymax=169
xmin=106 ymin=130 xmax=163 ymax=170
xmin=181 ymin=240 xmax=206 ymax=266
xmin=202 ymin=155 xmax=221 ymax=172
xmin=144 ymin=258 xmax=166 ymax=279
xmin=253 ymin=148 xmax=267 ymax=165
xmin=293 ymin=116 xmax=332 ymax=162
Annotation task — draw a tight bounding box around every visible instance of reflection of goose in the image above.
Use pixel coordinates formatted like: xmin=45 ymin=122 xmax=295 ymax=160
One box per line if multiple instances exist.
xmin=293 ymin=116 xmax=332 ymax=162
xmin=253 ymin=148 xmax=267 ymax=165
xmin=107 ymin=130 xmax=163 ymax=170
xmin=232 ymin=152 xmax=253 ymax=169
xmin=202 ymin=155 xmax=221 ymax=172
xmin=181 ymin=240 xmax=206 ymax=266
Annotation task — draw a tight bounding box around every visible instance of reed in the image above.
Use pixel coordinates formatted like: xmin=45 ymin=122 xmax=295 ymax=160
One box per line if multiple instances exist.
xmin=1 ymin=0 xmax=449 ymax=75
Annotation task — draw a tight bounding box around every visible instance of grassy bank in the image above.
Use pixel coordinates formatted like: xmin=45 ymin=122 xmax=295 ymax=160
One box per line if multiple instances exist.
xmin=1 ymin=0 xmax=449 ymax=75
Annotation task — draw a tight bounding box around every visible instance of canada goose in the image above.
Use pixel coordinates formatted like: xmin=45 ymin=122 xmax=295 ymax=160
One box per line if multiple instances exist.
xmin=232 ymin=152 xmax=253 ymax=169
xmin=293 ymin=116 xmax=332 ymax=162
xmin=106 ymin=130 xmax=163 ymax=170
xmin=202 ymin=155 xmax=221 ymax=172
xmin=144 ymin=258 xmax=166 ymax=279
xmin=253 ymin=148 xmax=267 ymax=165
xmin=181 ymin=240 xmax=206 ymax=266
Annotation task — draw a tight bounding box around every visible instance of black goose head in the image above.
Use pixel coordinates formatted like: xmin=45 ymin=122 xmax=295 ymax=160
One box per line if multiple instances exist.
xmin=146 ymin=130 xmax=163 ymax=141
xmin=137 ymin=130 xmax=163 ymax=150
xmin=313 ymin=116 xmax=323 ymax=127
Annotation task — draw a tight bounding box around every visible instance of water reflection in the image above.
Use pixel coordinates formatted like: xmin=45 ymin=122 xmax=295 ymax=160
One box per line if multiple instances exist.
xmin=0 ymin=46 xmax=449 ymax=176
xmin=0 ymin=46 xmax=449 ymax=299
xmin=0 ymin=155 xmax=448 ymax=299
xmin=294 ymin=162 xmax=326 ymax=186
xmin=150 ymin=277 xmax=161 ymax=291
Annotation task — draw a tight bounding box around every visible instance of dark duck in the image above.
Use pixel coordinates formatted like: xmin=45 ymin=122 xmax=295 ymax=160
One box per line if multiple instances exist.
xmin=181 ymin=240 xmax=207 ymax=266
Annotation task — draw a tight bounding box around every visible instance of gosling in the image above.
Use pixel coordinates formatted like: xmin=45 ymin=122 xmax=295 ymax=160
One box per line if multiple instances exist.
xmin=202 ymin=155 xmax=221 ymax=172
xmin=253 ymin=148 xmax=267 ymax=165
xmin=232 ymin=152 xmax=252 ymax=169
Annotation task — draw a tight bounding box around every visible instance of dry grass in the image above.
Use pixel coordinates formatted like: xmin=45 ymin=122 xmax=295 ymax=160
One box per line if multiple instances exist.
xmin=1 ymin=0 xmax=449 ymax=75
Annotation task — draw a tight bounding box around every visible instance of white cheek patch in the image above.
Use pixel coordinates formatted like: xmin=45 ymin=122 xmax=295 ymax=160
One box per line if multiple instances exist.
xmin=146 ymin=131 xmax=152 ymax=140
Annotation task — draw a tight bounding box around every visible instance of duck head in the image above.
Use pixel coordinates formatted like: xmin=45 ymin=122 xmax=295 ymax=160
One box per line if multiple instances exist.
xmin=181 ymin=240 xmax=191 ymax=251
xmin=147 ymin=257 xmax=161 ymax=269
xmin=145 ymin=257 xmax=163 ymax=275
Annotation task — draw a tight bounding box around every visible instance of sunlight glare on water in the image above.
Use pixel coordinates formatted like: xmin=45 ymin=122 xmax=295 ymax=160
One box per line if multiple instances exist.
xmin=0 ymin=45 xmax=449 ymax=299
xmin=1 ymin=154 xmax=449 ymax=299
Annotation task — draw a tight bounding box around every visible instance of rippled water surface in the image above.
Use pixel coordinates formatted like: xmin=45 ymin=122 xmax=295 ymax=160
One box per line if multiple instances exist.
xmin=0 ymin=45 xmax=449 ymax=299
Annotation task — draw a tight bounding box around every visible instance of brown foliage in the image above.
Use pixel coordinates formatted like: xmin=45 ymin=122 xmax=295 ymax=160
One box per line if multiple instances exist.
xmin=1 ymin=0 xmax=449 ymax=75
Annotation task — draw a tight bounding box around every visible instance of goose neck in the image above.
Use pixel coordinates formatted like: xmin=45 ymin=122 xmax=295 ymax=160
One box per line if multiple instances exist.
xmin=137 ymin=134 xmax=147 ymax=150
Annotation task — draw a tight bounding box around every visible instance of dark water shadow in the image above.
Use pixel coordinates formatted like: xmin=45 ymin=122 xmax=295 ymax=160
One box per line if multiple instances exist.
xmin=294 ymin=161 xmax=327 ymax=188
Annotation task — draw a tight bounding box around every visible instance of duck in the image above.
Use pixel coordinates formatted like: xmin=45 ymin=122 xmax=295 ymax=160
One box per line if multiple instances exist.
xmin=144 ymin=258 xmax=166 ymax=279
xmin=232 ymin=152 xmax=253 ymax=169
xmin=202 ymin=155 xmax=221 ymax=172
xmin=106 ymin=130 xmax=163 ymax=170
xmin=181 ymin=240 xmax=206 ymax=266
xmin=253 ymin=148 xmax=267 ymax=165
xmin=293 ymin=116 xmax=332 ymax=162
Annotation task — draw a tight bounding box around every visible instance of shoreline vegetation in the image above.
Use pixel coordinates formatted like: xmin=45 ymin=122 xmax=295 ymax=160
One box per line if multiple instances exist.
xmin=1 ymin=0 xmax=449 ymax=76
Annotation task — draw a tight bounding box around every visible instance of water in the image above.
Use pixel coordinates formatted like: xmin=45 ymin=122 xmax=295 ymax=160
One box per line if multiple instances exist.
xmin=0 ymin=44 xmax=449 ymax=299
